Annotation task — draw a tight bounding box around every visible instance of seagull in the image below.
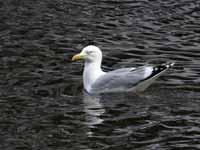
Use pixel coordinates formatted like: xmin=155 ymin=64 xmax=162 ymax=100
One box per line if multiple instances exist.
xmin=72 ymin=45 xmax=174 ymax=94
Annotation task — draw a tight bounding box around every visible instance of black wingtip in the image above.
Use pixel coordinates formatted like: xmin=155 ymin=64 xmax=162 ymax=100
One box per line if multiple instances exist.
xmin=152 ymin=62 xmax=175 ymax=74
xmin=165 ymin=62 xmax=175 ymax=68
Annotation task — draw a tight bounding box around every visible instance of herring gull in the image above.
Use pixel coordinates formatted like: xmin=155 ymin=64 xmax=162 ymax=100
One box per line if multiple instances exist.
xmin=72 ymin=45 xmax=174 ymax=94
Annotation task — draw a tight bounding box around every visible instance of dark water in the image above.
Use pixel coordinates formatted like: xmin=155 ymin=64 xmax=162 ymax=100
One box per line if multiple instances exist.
xmin=0 ymin=0 xmax=200 ymax=149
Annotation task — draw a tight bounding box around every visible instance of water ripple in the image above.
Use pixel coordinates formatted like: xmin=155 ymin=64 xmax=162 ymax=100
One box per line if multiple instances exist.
xmin=0 ymin=0 xmax=200 ymax=150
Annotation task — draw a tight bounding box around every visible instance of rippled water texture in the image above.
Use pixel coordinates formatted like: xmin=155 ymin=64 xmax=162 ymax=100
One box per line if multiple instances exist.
xmin=0 ymin=0 xmax=200 ymax=149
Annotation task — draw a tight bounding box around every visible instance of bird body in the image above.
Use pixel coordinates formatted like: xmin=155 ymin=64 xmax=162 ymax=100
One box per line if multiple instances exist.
xmin=72 ymin=45 xmax=174 ymax=94
xmin=83 ymin=61 xmax=105 ymax=92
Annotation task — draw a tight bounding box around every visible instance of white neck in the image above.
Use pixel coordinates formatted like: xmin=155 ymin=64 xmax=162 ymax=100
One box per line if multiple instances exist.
xmin=83 ymin=61 xmax=105 ymax=92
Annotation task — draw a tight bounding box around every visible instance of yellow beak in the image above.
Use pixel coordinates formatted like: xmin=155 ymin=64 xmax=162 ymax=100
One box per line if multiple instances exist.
xmin=72 ymin=53 xmax=84 ymax=61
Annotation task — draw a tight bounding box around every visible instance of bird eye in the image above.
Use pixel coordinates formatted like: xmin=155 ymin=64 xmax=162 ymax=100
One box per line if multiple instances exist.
xmin=87 ymin=51 xmax=93 ymax=54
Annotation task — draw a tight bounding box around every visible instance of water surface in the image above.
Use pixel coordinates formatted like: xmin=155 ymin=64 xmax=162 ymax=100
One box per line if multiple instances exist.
xmin=0 ymin=0 xmax=200 ymax=149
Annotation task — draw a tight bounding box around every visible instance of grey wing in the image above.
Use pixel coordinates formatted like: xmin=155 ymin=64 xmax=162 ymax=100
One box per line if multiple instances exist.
xmin=90 ymin=62 xmax=174 ymax=93
xmin=90 ymin=66 xmax=153 ymax=93
xmin=108 ymin=67 xmax=136 ymax=73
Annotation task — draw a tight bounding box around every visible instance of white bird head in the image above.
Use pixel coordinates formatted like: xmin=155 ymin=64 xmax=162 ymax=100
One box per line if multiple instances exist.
xmin=72 ymin=45 xmax=103 ymax=63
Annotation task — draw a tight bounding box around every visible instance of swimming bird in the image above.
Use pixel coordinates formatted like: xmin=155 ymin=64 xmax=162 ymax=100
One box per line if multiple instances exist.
xmin=72 ymin=45 xmax=174 ymax=94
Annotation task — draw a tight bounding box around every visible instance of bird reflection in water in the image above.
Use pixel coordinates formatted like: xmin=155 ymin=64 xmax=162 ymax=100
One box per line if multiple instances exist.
xmin=83 ymin=91 xmax=105 ymax=136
